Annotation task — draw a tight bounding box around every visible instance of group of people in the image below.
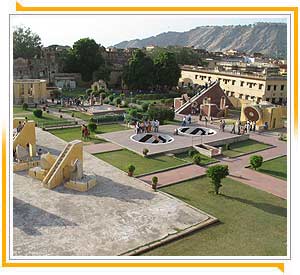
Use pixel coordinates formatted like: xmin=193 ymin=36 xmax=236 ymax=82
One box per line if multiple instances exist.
xmin=81 ymin=124 xmax=90 ymax=140
xmin=181 ymin=114 xmax=192 ymax=126
xmin=135 ymin=119 xmax=160 ymax=134
xmin=230 ymin=119 xmax=256 ymax=135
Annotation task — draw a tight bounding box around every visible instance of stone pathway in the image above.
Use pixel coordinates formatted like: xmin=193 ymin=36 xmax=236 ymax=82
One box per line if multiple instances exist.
xmin=138 ymin=164 xmax=206 ymax=188
xmin=138 ymin=131 xmax=287 ymax=199
xmin=83 ymin=142 xmax=123 ymax=154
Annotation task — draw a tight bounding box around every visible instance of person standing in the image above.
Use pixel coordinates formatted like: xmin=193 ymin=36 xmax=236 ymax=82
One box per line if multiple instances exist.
xmin=253 ymin=121 xmax=256 ymax=132
xmin=156 ymin=119 xmax=160 ymax=132
xmin=182 ymin=116 xmax=187 ymax=127
xmin=204 ymin=116 xmax=208 ymax=127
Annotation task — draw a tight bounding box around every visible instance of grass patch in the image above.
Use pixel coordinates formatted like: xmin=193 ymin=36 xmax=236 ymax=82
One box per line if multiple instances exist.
xmin=49 ymin=127 xmax=106 ymax=144
xmin=222 ymin=139 xmax=272 ymax=158
xmin=174 ymin=151 xmax=218 ymax=166
xmin=94 ymin=149 xmax=186 ymax=176
xmin=144 ymin=176 xmax=287 ymax=256
xmin=13 ymin=107 xmax=71 ymax=127
xmin=256 ymin=156 xmax=287 ymax=180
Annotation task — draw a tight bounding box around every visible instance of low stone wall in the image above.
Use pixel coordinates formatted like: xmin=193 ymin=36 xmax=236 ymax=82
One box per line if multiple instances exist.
xmin=13 ymin=160 xmax=40 ymax=172
xmin=64 ymin=175 xmax=97 ymax=192
xmin=193 ymin=144 xmax=222 ymax=158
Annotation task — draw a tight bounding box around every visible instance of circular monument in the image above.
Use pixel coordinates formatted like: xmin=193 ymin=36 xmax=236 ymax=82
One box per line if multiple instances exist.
xmin=130 ymin=133 xmax=174 ymax=145
xmin=178 ymin=126 xmax=216 ymax=136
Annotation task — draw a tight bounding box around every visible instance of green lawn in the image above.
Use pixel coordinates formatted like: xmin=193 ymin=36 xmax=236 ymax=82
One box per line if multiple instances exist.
xmin=60 ymin=109 xmax=92 ymax=121
xmin=94 ymin=149 xmax=186 ymax=176
xmin=257 ymin=156 xmax=287 ymax=180
xmin=144 ymin=176 xmax=287 ymax=256
xmin=49 ymin=123 xmax=128 ymax=143
xmin=13 ymin=107 xmax=71 ymax=127
xmin=222 ymin=139 xmax=272 ymax=158
xmin=49 ymin=127 xmax=106 ymax=144
xmin=174 ymin=151 xmax=218 ymax=166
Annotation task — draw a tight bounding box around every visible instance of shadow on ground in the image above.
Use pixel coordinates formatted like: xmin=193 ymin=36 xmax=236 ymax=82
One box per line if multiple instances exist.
xmin=220 ymin=194 xmax=286 ymax=217
xmin=13 ymin=197 xmax=78 ymax=236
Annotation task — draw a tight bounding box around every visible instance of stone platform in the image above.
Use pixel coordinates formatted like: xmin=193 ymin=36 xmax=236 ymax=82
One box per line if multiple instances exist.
xmin=13 ymin=128 xmax=216 ymax=256
xmin=97 ymin=124 xmax=242 ymax=156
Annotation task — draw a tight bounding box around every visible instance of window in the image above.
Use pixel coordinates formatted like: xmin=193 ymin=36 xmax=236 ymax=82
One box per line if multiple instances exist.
xmin=195 ymin=75 xmax=198 ymax=79
xmin=281 ymin=85 xmax=285 ymax=90
xmin=267 ymin=85 xmax=271 ymax=91
xmin=259 ymin=84 xmax=263 ymax=90
xmin=239 ymin=94 xmax=243 ymax=99
xmin=240 ymin=81 xmax=244 ymax=87
xmin=232 ymin=80 xmax=236 ymax=85
xmin=249 ymin=83 xmax=253 ymax=88
xmin=274 ymin=85 xmax=277 ymax=91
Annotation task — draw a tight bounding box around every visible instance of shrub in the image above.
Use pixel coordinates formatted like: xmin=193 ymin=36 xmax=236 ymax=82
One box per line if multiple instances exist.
xmin=192 ymin=153 xmax=202 ymax=165
xmin=188 ymin=148 xmax=197 ymax=158
xmin=141 ymin=102 xmax=149 ymax=112
xmin=147 ymin=105 xmax=175 ymax=124
xmin=114 ymin=97 xmax=122 ymax=106
xmin=128 ymin=108 xmax=138 ymax=118
xmin=71 ymin=113 xmax=75 ymax=117
xmin=250 ymin=155 xmax=263 ymax=170
xmin=33 ymin=109 xmax=43 ymax=118
xmin=143 ymin=148 xmax=149 ymax=156
xmin=90 ymin=114 xmax=124 ymax=123
xmin=88 ymin=122 xmax=97 ymax=132
xmin=127 ymin=164 xmax=135 ymax=176
xmin=100 ymin=92 xmax=106 ymax=100
xmin=22 ymin=103 xmax=28 ymax=110
xmin=225 ymin=143 xmax=231 ymax=150
xmin=108 ymin=95 xmax=114 ymax=102
xmin=85 ymin=88 xmax=93 ymax=96
xmin=206 ymin=165 xmax=229 ymax=195
xmin=122 ymin=100 xmax=129 ymax=107
xmin=152 ymin=176 xmax=158 ymax=191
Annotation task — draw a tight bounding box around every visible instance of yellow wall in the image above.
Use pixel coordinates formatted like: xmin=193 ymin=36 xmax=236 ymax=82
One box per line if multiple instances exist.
xmin=13 ymin=119 xmax=36 ymax=156
xmin=13 ymin=79 xmax=48 ymax=104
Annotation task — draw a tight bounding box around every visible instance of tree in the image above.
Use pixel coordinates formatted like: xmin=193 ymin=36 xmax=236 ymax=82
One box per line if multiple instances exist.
xmin=123 ymin=49 xmax=155 ymax=90
xmin=63 ymin=38 xmax=105 ymax=81
xmin=250 ymin=155 xmax=263 ymax=170
xmin=51 ymin=89 xmax=62 ymax=99
xmin=148 ymin=104 xmax=175 ymax=124
xmin=13 ymin=26 xmax=42 ymax=59
xmin=93 ymin=65 xmax=111 ymax=83
xmin=206 ymin=165 xmax=229 ymax=195
xmin=153 ymin=51 xmax=181 ymax=90
xmin=33 ymin=109 xmax=43 ymax=118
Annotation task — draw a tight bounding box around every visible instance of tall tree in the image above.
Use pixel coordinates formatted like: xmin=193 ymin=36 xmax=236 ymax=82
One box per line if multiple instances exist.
xmin=63 ymin=38 xmax=104 ymax=82
xmin=13 ymin=26 xmax=42 ymax=59
xmin=123 ymin=49 xmax=155 ymax=90
xmin=153 ymin=51 xmax=181 ymax=89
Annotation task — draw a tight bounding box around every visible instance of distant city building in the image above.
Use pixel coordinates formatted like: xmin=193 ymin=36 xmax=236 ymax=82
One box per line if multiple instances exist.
xmin=180 ymin=65 xmax=287 ymax=105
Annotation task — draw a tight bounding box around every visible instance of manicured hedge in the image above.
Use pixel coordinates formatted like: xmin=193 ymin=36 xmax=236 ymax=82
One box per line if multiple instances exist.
xmin=90 ymin=114 xmax=124 ymax=123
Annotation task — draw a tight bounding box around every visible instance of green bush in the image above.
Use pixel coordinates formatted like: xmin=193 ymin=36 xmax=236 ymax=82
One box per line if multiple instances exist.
xmin=250 ymin=155 xmax=263 ymax=170
xmin=148 ymin=105 xmax=175 ymax=124
xmin=192 ymin=153 xmax=202 ymax=165
xmin=114 ymin=97 xmax=122 ymax=105
xmin=22 ymin=103 xmax=28 ymax=110
xmin=108 ymin=95 xmax=114 ymax=102
xmin=188 ymin=148 xmax=197 ymax=158
xmin=86 ymin=88 xmax=93 ymax=96
xmin=90 ymin=114 xmax=124 ymax=123
xmin=143 ymin=148 xmax=149 ymax=156
xmin=33 ymin=109 xmax=43 ymax=118
xmin=88 ymin=122 xmax=97 ymax=132
xmin=128 ymin=164 xmax=135 ymax=173
xmin=206 ymin=165 xmax=229 ymax=195
xmin=152 ymin=176 xmax=158 ymax=191
xmin=128 ymin=108 xmax=138 ymax=118
xmin=141 ymin=102 xmax=149 ymax=112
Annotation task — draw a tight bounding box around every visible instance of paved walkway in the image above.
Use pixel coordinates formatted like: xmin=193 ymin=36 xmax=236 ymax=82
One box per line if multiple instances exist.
xmin=138 ymin=164 xmax=206 ymax=188
xmin=83 ymin=142 xmax=123 ymax=154
xmin=138 ymin=132 xmax=287 ymax=199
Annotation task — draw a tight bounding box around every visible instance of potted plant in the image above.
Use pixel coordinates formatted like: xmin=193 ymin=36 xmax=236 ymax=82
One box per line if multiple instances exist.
xmin=143 ymin=148 xmax=149 ymax=156
xmin=152 ymin=176 xmax=158 ymax=191
xmin=128 ymin=164 xmax=135 ymax=177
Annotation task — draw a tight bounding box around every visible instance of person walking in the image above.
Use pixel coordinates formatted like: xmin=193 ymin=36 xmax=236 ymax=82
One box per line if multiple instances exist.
xmin=182 ymin=116 xmax=187 ymax=127
xmin=253 ymin=121 xmax=256 ymax=132
xmin=204 ymin=116 xmax=208 ymax=127
xmin=187 ymin=114 xmax=192 ymax=125
xmin=156 ymin=119 xmax=160 ymax=132
xmin=230 ymin=122 xmax=236 ymax=134
xmin=222 ymin=120 xmax=226 ymax=132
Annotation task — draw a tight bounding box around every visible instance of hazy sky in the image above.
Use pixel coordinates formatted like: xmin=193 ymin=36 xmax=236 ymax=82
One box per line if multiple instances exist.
xmin=11 ymin=15 xmax=287 ymax=47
